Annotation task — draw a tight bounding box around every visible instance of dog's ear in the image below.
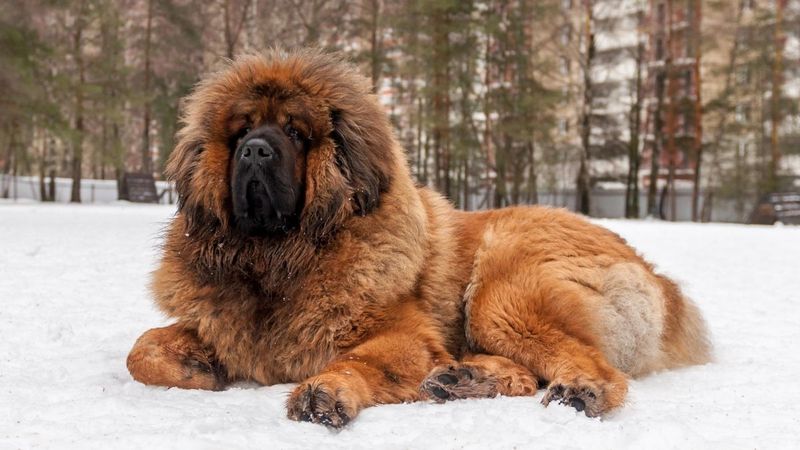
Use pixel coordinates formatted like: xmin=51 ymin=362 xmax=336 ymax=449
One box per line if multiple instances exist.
xmin=165 ymin=132 xmax=224 ymax=236
xmin=299 ymin=146 xmax=351 ymax=246
xmin=329 ymin=109 xmax=392 ymax=216
xmin=299 ymin=108 xmax=393 ymax=246
xmin=165 ymin=132 xmax=203 ymax=213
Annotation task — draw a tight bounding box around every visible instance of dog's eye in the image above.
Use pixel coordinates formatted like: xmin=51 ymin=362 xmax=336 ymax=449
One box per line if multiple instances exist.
xmin=229 ymin=126 xmax=251 ymax=151
xmin=285 ymin=124 xmax=300 ymax=142
xmin=236 ymin=127 xmax=250 ymax=143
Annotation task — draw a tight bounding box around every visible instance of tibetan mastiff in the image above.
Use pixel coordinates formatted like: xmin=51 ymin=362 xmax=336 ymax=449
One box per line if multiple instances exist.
xmin=128 ymin=49 xmax=711 ymax=426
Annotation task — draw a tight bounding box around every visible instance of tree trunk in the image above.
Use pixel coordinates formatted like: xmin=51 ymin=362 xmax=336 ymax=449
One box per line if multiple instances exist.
xmin=494 ymin=134 xmax=510 ymax=208
xmin=1 ymin=124 xmax=13 ymax=198
xmin=690 ymin=0 xmax=704 ymax=221
xmin=48 ymin=169 xmax=56 ymax=202
xmin=576 ymin=0 xmax=594 ymax=215
xmin=114 ymin=122 xmax=124 ymax=199
xmin=100 ymin=117 xmax=107 ymax=180
xmin=757 ymin=77 xmax=769 ymax=194
xmin=511 ymin=148 xmax=522 ymax=205
xmin=369 ymin=0 xmax=382 ymax=92
xmin=11 ymin=138 xmax=18 ymax=201
xmin=647 ymin=71 xmax=665 ymax=217
xmin=415 ymin=96 xmax=423 ymax=181
xmin=663 ymin=0 xmax=678 ymax=221
xmin=463 ymin=149 xmax=471 ymax=210
xmin=626 ymin=39 xmax=644 ymax=218
xmin=141 ymin=0 xmax=153 ymax=175
xmin=431 ymin=8 xmax=450 ymax=198
xmin=39 ymin=173 xmax=47 ymax=201
xmin=224 ymin=0 xmax=232 ymax=58
xmin=422 ymin=133 xmax=430 ymax=185
xmin=705 ymin=1 xmax=745 ymax=219
xmin=223 ymin=0 xmax=251 ymax=59
xmin=483 ymin=33 xmax=494 ymax=208
xmin=527 ymin=140 xmax=538 ymax=204
xmin=768 ymin=0 xmax=786 ymax=192
xmin=38 ymin=127 xmax=49 ymax=202
xmin=70 ymin=13 xmax=86 ymax=204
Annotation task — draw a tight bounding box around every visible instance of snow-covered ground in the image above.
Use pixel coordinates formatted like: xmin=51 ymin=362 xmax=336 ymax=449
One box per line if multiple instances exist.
xmin=1 ymin=202 xmax=799 ymax=449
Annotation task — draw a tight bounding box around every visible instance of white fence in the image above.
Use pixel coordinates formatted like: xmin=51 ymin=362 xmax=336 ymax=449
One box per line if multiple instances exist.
xmin=0 ymin=174 xmax=176 ymax=204
xmin=533 ymin=189 xmax=751 ymax=223
xmin=0 ymin=174 xmax=751 ymax=222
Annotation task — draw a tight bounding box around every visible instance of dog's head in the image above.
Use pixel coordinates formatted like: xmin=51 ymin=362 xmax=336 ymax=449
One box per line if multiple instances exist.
xmin=167 ymin=49 xmax=394 ymax=243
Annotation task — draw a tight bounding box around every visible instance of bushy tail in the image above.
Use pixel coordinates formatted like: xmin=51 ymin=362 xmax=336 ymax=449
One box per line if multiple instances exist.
xmin=657 ymin=275 xmax=713 ymax=368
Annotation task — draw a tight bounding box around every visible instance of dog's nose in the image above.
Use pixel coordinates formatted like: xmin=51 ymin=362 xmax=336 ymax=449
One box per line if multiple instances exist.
xmin=241 ymin=138 xmax=276 ymax=163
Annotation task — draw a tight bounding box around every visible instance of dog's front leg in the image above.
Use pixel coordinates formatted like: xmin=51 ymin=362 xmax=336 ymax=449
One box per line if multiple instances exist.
xmin=286 ymin=302 xmax=453 ymax=428
xmin=127 ymin=324 xmax=226 ymax=391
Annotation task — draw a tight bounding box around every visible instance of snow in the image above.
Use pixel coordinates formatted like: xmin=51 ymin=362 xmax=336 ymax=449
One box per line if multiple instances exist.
xmin=1 ymin=202 xmax=799 ymax=449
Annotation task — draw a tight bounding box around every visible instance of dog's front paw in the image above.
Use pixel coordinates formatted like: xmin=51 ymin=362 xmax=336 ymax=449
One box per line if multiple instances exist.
xmin=287 ymin=375 xmax=360 ymax=429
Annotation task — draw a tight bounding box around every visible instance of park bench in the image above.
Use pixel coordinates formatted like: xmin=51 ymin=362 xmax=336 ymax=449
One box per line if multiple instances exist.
xmin=749 ymin=192 xmax=800 ymax=225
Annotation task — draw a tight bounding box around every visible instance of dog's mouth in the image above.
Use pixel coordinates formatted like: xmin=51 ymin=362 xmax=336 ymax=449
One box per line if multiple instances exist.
xmin=244 ymin=179 xmax=273 ymax=222
xmin=232 ymin=175 xmax=298 ymax=236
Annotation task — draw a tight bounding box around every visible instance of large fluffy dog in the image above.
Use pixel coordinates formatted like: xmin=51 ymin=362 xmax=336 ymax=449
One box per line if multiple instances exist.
xmin=127 ymin=49 xmax=711 ymax=427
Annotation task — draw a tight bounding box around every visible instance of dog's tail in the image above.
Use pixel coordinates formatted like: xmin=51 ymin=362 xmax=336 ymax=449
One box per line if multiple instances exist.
xmin=656 ymin=274 xmax=713 ymax=369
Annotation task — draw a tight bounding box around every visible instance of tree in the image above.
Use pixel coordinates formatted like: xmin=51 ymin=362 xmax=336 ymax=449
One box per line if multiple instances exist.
xmin=690 ymin=0 xmax=703 ymax=222
xmin=767 ymin=0 xmax=787 ymax=193
xmin=625 ymin=31 xmax=645 ymax=218
xmin=701 ymin=0 xmax=745 ymax=221
xmin=136 ymin=0 xmax=204 ymax=176
xmin=0 ymin=1 xmax=65 ymax=199
xmin=69 ymin=0 xmax=90 ymax=203
xmin=661 ymin=0 xmax=679 ymax=221
xmin=141 ymin=0 xmax=153 ymax=176
xmin=575 ymin=0 xmax=594 ymax=215
xmin=222 ymin=0 xmax=252 ymax=59
xmin=484 ymin=0 xmax=557 ymax=208
xmin=95 ymin=0 xmax=128 ymax=183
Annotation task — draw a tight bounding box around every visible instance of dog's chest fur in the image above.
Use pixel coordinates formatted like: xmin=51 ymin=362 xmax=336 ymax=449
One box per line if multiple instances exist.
xmin=154 ymin=232 xmax=378 ymax=384
xmin=191 ymin=284 xmax=372 ymax=384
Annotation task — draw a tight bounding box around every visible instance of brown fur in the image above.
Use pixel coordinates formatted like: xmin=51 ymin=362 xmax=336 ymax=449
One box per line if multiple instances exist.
xmin=128 ymin=49 xmax=711 ymax=426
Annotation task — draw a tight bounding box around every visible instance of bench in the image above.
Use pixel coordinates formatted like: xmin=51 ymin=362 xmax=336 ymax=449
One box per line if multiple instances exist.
xmin=750 ymin=192 xmax=800 ymax=225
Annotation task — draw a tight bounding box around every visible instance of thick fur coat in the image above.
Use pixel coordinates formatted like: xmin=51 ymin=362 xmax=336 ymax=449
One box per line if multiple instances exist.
xmin=127 ymin=49 xmax=711 ymax=426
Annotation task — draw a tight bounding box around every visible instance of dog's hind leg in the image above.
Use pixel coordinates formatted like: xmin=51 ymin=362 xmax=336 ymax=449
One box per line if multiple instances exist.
xmin=127 ymin=324 xmax=226 ymax=391
xmin=463 ymin=270 xmax=629 ymax=417
xmin=420 ymin=353 xmax=539 ymax=402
